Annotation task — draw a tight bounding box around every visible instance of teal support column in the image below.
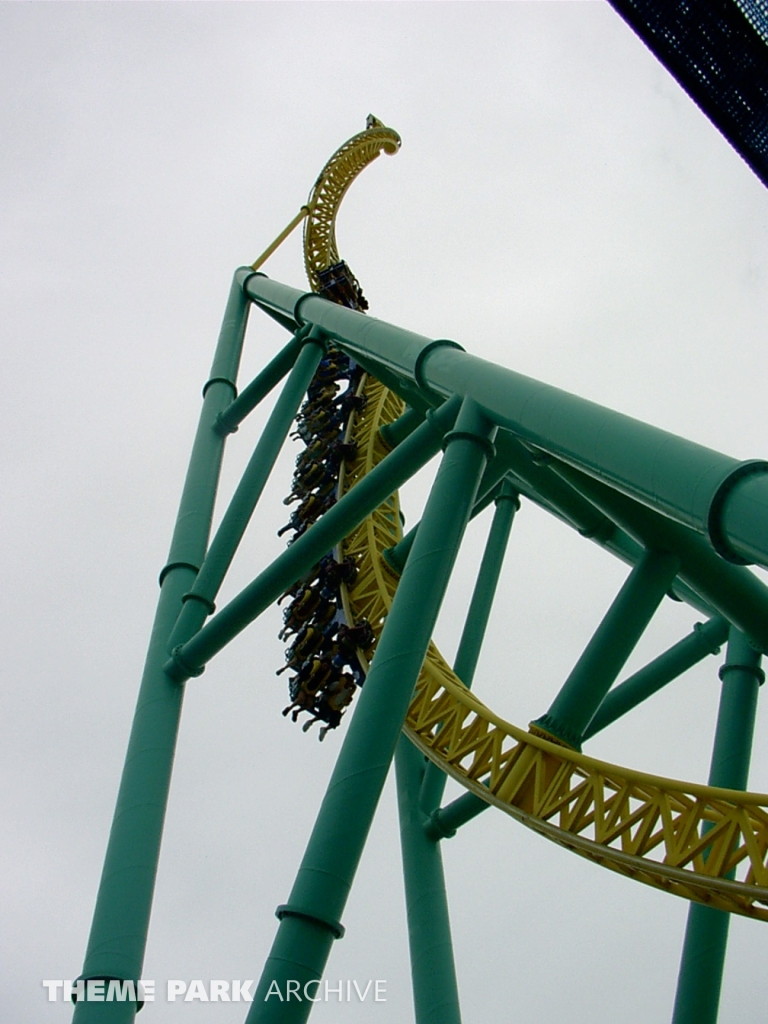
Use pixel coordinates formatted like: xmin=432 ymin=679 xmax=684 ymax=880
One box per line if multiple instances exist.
xmin=548 ymin=461 xmax=768 ymax=654
xmin=396 ymin=472 xmax=517 ymax=1023
xmin=244 ymin=398 xmax=495 ymax=1024
xmin=431 ymin=607 xmax=723 ymax=832
xmin=244 ymin=274 xmax=768 ymax=572
xmin=384 ymin=526 xmax=417 ymax=575
xmin=583 ymin=616 xmax=729 ymax=740
xmin=168 ymin=330 xmax=324 ymax=650
xmin=384 ymin=460 xmax=514 ymax=576
xmin=379 ymin=404 xmax=426 ymax=449
xmin=531 ymin=549 xmax=681 ymax=750
xmin=451 ymin=481 xmax=520 ymax=688
xmin=216 ymin=327 xmax=308 ymax=435
xmin=671 ymin=629 xmax=763 ymax=1024
xmin=396 ymin=735 xmax=462 ymax=1024
xmin=419 ymin=480 xmax=519 ymax=814
xmin=427 ymin=790 xmax=488 ymax=840
xmin=73 ymin=271 xmax=249 ymax=1023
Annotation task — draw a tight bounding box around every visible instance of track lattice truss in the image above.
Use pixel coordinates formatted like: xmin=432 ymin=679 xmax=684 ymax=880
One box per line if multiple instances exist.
xmin=339 ymin=385 xmax=768 ymax=921
xmin=289 ymin=117 xmax=768 ymax=924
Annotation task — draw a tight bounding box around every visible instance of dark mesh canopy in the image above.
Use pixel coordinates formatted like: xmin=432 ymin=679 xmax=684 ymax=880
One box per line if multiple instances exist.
xmin=609 ymin=0 xmax=768 ymax=187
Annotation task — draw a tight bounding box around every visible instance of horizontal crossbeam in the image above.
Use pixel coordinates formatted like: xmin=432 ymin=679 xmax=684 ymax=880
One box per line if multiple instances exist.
xmin=242 ymin=270 xmax=768 ymax=576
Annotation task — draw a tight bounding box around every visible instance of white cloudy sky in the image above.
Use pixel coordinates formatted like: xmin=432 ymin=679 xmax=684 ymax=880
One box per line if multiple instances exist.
xmin=3 ymin=2 xmax=768 ymax=1023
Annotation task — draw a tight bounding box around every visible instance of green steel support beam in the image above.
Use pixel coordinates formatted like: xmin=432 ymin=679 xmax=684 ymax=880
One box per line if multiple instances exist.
xmin=719 ymin=473 xmax=768 ymax=566
xmin=427 ymin=790 xmax=488 ymax=840
xmin=379 ymin=404 xmax=426 ymax=449
xmin=583 ymin=616 xmax=729 ymax=740
xmin=452 ymin=482 xmax=520 ymax=688
xmin=243 ymin=398 xmax=496 ymax=1024
xmin=242 ymin=273 xmax=768 ymax=572
xmin=671 ymin=629 xmax=763 ymax=1024
xmin=388 ymin=429 xmax=714 ymax=619
xmin=490 ymin=436 xmax=712 ymax=612
xmin=531 ymin=549 xmax=681 ymax=749
xmin=382 ymin=418 xmax=619 ymax=581
xmin=429 ymin=618 xmax=730 ymax=836
xmin=396 ymin=735 xmax=462 ymax=1024
xmin=164 ymin=395 xmax=462 ymax=682
xmin=708 ymin=632 xmax=763 ymax=789
xmin=384 ymin=456 xmax=516 ymax=576
xmin=498 ymin=433 xmax=615 ymax=541
xmin=419 ymin=481 xmax=520 ymax=815
xmin=503 ymin=465 xmax=710 ymax=616
xmin=429 ymin=618 xmax=729 ymax=836
xmin=551 ymin=461 xmax=768 ymax=653
xmin=215 ymin=327 xmax=309 ymax=436
xmin=72 ymin=271 xmax=249 ymax=1023
xmin=168 ymin=331 xmax=325 ymax=651
xmin=384 ymin=527 xmax=417 ymax=575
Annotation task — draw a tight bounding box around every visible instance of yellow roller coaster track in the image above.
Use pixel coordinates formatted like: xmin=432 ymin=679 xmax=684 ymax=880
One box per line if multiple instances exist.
xmin=338 ymin=386 xmax=768 ymax=923
xmin=303 ymin=116 xmax=401 ymax=295
xmin=305 ymin=119 xmax=768 ymax=923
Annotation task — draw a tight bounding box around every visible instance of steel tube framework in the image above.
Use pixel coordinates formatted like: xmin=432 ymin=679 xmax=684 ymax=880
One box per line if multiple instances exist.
xmin=168 ymin=330 xmax=325 ymax=651
xmin=164 ymin=395 xmax=462 ymax=681
xmin=73 ymin=271 xmax=249 ymax=1023
xmin=419 ymin=479 xmax=519 ymax=815
xmin=584 ymin=616 xmax=729 ymax=739
xmin=396 ymin=735 xmax=462 ymax=1024
xmin=549 ymin=462 xmax=768 ymax=652
xmin=243 ymin=272 xmax=768 ymax=575
xmin=244 ymin=398 xmax=495 ymax=1023
xmin=74 ymin=256 xmax=768 ymax=1024
xmin=672 ymin=629 xmax=764 ymax=1024
xmin=215 ymin=328 xmax=307 ymax=436
xmin=532 ymin=549 xmax=681 ymax=749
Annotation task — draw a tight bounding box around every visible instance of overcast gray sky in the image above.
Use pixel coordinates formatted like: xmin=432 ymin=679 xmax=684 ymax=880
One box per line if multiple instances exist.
xmin=3 ymin=2 xmax=768 ymax=1023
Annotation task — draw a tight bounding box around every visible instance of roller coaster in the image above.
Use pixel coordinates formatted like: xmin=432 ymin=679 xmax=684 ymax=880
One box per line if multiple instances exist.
xmin=72 ymin=7 xmax=768 ymax=1022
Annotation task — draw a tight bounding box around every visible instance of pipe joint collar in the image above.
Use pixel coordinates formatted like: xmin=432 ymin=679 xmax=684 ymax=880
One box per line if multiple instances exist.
xmin=719 ymin=661 xmax=765 ymax=686
xmin=693 ymin=620 xmax=726 ymax=656
xmin=275 ymin=903 xmax=345 ymax=940
xmin=202 ymin=376 xmax=237 ymax=400
xmin=413 ymin=339 xmax=465 ymax=391
xmin=707 ymin=459 xmax=768 ymax=564
xmin=158 ymin=561 xmax=200 ymax=587
xmin=167 ymin=644 xmax=205 ymax=682
xmin=495 ymin=481 xmax=521 ymax=509
xmin=425 ymin=808 xmax=457 ymax=841
xmin=303 ymin=324 xmax=329 ymax=351
xmin=442 ymin=429 xmax=496 ymax=461
xmin=235 ymin=267 xmax=264 ymax=295
xmin=71 ymin=977 xmax=146 ymax=1012
xmin=293 ymin=290 xmax=321 ymax=327
xmin=181 ymin=591 xmax=216 ymax=616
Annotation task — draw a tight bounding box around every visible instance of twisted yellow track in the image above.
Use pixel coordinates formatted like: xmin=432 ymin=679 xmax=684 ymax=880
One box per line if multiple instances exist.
xmin=303 ymin=117 xmax=768 ymax=922
xmin=303 ymin=117 xmax=400 ymax=295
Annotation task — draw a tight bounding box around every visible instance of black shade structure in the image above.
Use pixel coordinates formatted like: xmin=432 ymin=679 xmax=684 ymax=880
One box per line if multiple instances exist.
xmin=609 ymin=0 xmax=768 ymax=187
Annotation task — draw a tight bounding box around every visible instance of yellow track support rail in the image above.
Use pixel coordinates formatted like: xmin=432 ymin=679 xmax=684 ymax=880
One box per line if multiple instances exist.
xmin=300 ymin=116 xmax=768 ymax=923
xmin=303 ymin=116 xmax=401 ymax=294
xmin=339 ymin=378 xmax=768 ymax=923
